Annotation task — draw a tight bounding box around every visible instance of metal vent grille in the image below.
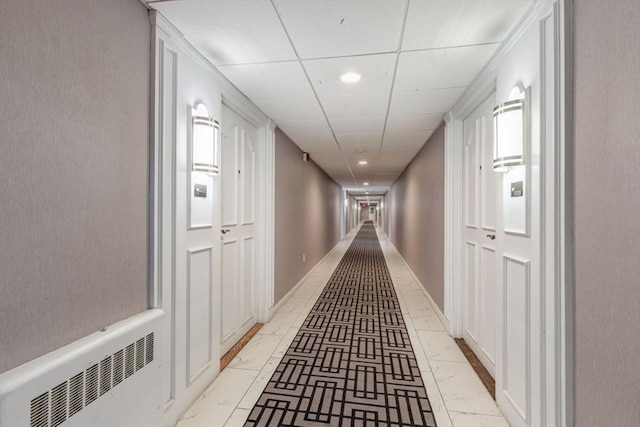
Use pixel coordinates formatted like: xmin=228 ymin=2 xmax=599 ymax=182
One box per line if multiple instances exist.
xmin=112 ymin=349 xmax=124 ymax=387
xmin=124 ymin=343 xmax=135 ymax=379
xmin=28 ymin=332 xmax=155 ymax=427
xmin=84 ymin=364 xmax=99 ymax=406
xmin=145 ymin=333 xmax=154 ymax=364
xmin=135 ymin=338 xmax=145 ymax=371
xmin=30 ymin=392 xmax=49 ymax=427
xmin=99 ymin=357 xmax=112 ymax=396
xmin=68 ymin=373 xmax=83 ymax=418
xmin=50 ymin=382 xmax=67 ymax=427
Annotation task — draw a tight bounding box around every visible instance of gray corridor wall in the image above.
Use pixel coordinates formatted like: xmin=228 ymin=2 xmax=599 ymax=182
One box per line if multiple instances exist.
xmin=274 ymin=129 xmax=342 ymax=304
xmin=573 ymin=1 xmax=640 ymax=425
xmin=386 ymin=123 xmax=445 ymax=312
xmin=0 ymin=0 xmax=150 ymax=373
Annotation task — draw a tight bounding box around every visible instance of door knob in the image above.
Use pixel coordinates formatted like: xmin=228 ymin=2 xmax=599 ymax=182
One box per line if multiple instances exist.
xmin=221 ymin=229 xmax=230 ymax=234
xmin=486 ymin=234 xmax=496 ymax=240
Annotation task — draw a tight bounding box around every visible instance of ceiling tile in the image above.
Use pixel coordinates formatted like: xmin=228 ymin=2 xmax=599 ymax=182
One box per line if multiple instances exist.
xmin=273 ymin=0 xmax=405 ymax=58
xmin=217 ymin=61 xmax=313 ymax=101
xmin=321 ymin=93 xmax=389 ymax=118
xmin=330 ymin=116 xmax=385 ymax=135
xmin=389 ymin=87 xmax=467 ymax=116
xmin=277 ymin=119 xmax=334 ymax=146
xmin=151 ymin=0 xmax=296 ymax=65
xmin=304 ymin=53 xmax=395 ymax=96
xmin=335 ymin=133 xmax=382 ymax=147
xmin=338 ymin=145 xmax=379 ymax=157
xmin=383 ymin=130 xmax=434 ymax=147
xmin=395 ymin=45 xmax=499 ymax=91
xmin=385 ymin=113 xmax=443 ymax=134
xmin=403 ymin=0 xmax=533 ymax=50
xmin=380 ymin=142 xmax=424 ymax=154
xmin=253 ymin=97 xmax=324 ymax=122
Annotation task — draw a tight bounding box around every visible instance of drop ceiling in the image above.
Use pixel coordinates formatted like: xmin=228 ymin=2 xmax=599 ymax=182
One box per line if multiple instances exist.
xmin=146 ymin=0 xmax=532 ymax=194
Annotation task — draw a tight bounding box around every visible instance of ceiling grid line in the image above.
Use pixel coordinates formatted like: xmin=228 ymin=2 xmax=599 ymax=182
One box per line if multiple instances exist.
xmin=373 ymin=0 xmax=410 ymax=189
xmin=269 ymin=0 xmax=359 ymax=186
xmin=148 ymin=0 xmax=536 ymax=194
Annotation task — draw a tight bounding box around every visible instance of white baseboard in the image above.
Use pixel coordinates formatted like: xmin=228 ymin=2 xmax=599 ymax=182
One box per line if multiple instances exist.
xmin=380 ymin=236 xmax=450 ymax=333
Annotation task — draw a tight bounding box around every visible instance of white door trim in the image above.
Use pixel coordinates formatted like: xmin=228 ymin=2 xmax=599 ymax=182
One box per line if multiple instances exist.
xmin=443 ymin=1 xmax=572 ymax=425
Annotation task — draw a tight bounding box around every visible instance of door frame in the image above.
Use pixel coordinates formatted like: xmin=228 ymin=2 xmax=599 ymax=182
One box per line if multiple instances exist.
xmin=443 ymin=1 xmax=573 ymax=426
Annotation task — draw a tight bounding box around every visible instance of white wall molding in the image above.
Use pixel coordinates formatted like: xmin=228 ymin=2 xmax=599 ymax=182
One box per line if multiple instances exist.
xmin=558 ymin=1 xmax=573 ymax=424
xmin=450 ymin=0 xmax=551 ymax=119
xmin=257 ymin=119 xmax=277 ymax=322
xmin=443 ymin=112 xmax=464 ymax=337
xmin=150 ymin=12 xmax=269 ymax=129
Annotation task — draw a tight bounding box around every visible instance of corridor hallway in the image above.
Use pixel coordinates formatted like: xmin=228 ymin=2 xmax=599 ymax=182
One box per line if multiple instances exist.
xmin=177 ymin=223 xmax=505 ymax=427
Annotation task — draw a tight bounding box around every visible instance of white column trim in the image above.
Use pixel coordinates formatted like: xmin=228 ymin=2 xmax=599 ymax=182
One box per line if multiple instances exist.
xmin=443 ymin=111 xmax=465 ymax=338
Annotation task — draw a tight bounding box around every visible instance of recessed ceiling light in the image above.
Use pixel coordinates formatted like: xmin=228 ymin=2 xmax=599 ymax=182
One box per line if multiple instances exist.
xmin=366 ymin=191 xmax=369 ymax=194
xmin=358 ymin=160 xmax=367 ymax=165
xmin=363 ymin=182 xmax=369 ymax=186
xmin=339 ymin=72 xmax=362 ymax=83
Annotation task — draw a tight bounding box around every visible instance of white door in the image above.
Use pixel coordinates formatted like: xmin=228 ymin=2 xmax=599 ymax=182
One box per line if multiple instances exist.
xmin=156 ymin=40 xmax=222 ymax=426
xmin=220 ymin=105 xmax=257 ymax=354
xmin=462 ymin=93 xmax=499 ymax=376
xmin=494 ymin=87 xmax=542 ymax=427
xmin=463 ymin=90 xmax=542 ymax=427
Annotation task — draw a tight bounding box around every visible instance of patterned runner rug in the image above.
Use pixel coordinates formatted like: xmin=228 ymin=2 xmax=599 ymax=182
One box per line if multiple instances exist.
xmin=245 ymin=222 xmax=437 ymax=426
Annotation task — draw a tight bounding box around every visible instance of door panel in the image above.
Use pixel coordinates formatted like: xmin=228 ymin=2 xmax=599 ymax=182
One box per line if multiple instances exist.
xmin=242 ymin=138 xmax=255 ymax=224
xmin=464 ymin=123 xmax=478 ymax=228
xmin=222 ymin=126 xmax=238 ymax=227
xmin=503 ymin=255 xmax=531 ymax=420
xmin=187 ymin=247 xmax=213 ymax=384
xmin=221 ymin=239 xmax=239 ymax=343
xmin=242 ymin=237 xmax=255 ymax=325
xmin=479 ymin=245 xmax=497 ymax=368
xmin=220 ymin=106 xmax=257 ymax=354
xmin=462 ymin=92 xmax=497 ymax=375
xmin=480 ymin=116 xmax=496 ymax=231
xmin=464 ymin=242 xmax=478 ymax=342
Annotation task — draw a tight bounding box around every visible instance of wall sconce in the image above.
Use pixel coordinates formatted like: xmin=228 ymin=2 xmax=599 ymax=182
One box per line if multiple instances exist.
xmin=191 ymin=103 xmax=219 ymax=175
xmin=493 ymin=86 xmax=525 ymax=172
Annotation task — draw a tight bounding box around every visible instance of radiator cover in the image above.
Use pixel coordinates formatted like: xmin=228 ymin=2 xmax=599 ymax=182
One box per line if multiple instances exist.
xmin=0 ymin=309 xmax=164 ymax=427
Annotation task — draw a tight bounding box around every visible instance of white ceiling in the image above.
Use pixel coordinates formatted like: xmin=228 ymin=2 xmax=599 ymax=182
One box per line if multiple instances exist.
xmin=147 ymin=0 xmax=532 ymax=194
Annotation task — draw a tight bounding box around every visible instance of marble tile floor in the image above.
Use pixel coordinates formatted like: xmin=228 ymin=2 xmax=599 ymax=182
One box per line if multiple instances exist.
xmin=177 ymin=225 xmax=509 ymax=427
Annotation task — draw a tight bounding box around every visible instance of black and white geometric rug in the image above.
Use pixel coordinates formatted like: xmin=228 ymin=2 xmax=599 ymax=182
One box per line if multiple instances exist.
xmin=245 ymin=222 xmax=437 ymax=426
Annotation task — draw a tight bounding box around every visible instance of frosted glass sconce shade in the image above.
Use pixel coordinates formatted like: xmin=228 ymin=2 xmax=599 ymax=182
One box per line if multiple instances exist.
xmin=192 ymin=103 xmax=219 ymax=175
xmin=493 ymin=88 xmax=525 ymax=172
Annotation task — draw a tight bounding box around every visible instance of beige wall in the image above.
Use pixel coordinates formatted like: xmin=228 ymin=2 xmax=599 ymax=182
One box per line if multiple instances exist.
xmin=0 ymin=0 xmax=150 ymax=373
xmin=274 ymin=129 xmax=342 ymax=303
xmin=573 ymin=1 xmax=640 ymax=425
xmin=387 ymin=123 xmax=445 ymax=311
